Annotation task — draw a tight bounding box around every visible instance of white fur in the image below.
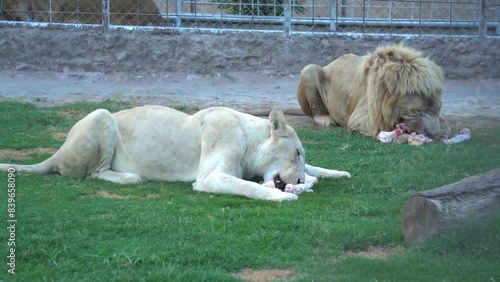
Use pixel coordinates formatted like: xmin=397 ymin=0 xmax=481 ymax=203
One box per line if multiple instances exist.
xmin=0 ymin=106 xmax=350 ymax=201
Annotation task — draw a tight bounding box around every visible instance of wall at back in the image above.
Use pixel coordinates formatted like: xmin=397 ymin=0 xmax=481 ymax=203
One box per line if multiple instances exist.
xmin=0 ymin=27 xmax=498 ymax=79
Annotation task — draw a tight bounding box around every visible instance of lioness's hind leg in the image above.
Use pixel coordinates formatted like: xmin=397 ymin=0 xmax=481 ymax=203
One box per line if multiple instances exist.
xmin=57 ymin=109 xmax=140 ymax=184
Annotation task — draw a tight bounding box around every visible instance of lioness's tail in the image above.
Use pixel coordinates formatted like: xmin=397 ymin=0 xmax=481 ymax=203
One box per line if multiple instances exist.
xmin=0 ymin=155 xmax=58 ymax=174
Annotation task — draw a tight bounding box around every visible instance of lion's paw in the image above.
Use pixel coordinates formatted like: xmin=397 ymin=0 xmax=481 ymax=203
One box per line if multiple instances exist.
xmin=313 ymin=115 xmax=335 ymax=127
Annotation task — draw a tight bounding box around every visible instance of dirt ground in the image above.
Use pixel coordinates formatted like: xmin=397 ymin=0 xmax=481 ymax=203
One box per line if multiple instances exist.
xmin=0 ymin=71 xmax=499 ymax=129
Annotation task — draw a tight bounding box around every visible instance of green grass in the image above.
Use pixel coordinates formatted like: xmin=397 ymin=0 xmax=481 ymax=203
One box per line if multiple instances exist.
xmin=0 ymin=101 xmax=499 ymax=281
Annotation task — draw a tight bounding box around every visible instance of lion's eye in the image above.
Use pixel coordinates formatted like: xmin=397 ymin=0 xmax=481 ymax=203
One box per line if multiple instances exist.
xmin=296 ymin=149 xmax=300 ymax=157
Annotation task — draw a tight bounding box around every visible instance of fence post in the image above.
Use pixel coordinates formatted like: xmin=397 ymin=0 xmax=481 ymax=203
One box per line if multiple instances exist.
xmin=479 ymin=0 xmax=487 ymax=38
xmin=176 ymin=0 xmax=183 ymax=27
xmin=496 ymin=6 xmax=500 ymax=35
xmin=102 ymin=0 xmax=109 ymax=29
xmin=283 ymin=0 xmax=292 ymax=35
xmin=329 ymin=0 xmax=337 ymax=32
xmin=49 ymin=0 xmax=52 ymax=22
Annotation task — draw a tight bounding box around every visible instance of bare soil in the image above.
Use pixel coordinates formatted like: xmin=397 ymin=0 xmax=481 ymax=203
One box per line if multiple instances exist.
xmin=0 ymin=71 xmax=499 ymax=122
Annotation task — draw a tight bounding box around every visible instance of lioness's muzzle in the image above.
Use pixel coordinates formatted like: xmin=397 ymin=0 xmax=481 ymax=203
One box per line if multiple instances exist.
xmin=273 ymin=174 xmax=286 ymax=191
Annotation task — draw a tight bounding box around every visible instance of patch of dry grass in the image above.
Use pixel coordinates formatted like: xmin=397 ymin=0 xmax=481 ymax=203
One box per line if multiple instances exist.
xmin=83 ymin=189 xmax=158 ymax=200
xmin=333 ymin=246 xmax=404 ymax=263
xmin=0 ymin=148 xmax=58 ymax=159
xmin=231 ymin=269 xmax=296 ymax=282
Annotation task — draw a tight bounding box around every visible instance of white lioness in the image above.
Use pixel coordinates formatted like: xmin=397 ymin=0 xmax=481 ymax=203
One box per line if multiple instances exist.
xmin=0 ymin=106 xmax=350 ymax=201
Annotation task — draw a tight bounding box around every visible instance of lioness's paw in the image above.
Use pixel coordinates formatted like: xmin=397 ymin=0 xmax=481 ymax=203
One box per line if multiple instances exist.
xmin=340 ymin=171 xmax=351 ymax=178
xmin=324 ymin=170 xmax=351 ymax=178
xmin=266 ymin=190 xmax=298 ymax=202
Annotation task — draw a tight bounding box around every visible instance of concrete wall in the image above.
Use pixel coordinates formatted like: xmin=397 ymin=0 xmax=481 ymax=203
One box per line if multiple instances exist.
xmin=0 ymin=27 xmax=498 ymax=79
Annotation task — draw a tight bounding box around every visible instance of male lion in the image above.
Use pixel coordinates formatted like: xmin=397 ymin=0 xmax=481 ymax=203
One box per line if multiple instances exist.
xmin=297 ymin=44 xmax=450 ymax=140
xmin=0 ymin=106 xmax=350 ymax=201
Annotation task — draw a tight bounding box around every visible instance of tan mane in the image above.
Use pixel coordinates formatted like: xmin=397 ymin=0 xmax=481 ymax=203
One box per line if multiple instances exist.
xmin=369 ymin=44 xmax=444 ymax=98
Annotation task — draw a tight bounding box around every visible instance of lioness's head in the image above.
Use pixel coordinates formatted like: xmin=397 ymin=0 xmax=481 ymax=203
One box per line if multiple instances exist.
xmin=260 ymin=109 xmax=306 ymax=186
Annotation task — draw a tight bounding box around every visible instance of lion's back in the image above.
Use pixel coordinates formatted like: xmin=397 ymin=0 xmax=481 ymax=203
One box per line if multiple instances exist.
xmin=322 ymin=53 xmax=367 ymax=126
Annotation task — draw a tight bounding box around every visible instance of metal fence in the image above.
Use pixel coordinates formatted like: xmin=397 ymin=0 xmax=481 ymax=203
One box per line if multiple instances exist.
xmin=1 ymin=0 xmax=499 ymax=37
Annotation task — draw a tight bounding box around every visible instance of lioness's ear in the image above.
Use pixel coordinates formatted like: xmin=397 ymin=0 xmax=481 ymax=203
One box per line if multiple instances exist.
xmin=269 ymin=109 xmax=290 ymax=137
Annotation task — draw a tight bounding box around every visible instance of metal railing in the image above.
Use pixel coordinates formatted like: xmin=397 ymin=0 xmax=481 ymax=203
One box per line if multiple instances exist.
xmin=1 ymin=0 xmax=499 ymax=37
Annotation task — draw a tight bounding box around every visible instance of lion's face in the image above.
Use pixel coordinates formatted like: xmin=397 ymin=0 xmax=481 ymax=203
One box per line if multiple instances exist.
xmin=260 ymin=110 xmax=306 ymax=186
xmin=396 ymin=95 xmax=451 ymax=140
xmin=403 ymin=112 xmax=450 ymax=140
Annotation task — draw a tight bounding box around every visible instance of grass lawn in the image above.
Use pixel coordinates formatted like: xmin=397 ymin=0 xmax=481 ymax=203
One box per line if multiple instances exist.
xmin=0 ymin=101 xmax=499 ymax=282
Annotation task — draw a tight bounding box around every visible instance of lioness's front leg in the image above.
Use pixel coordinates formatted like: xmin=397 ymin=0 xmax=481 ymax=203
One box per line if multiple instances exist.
xmin=193 ymin=171 xmax=298 ymax=202
xmin=305 ymin=164 xmax=351 ymax=178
